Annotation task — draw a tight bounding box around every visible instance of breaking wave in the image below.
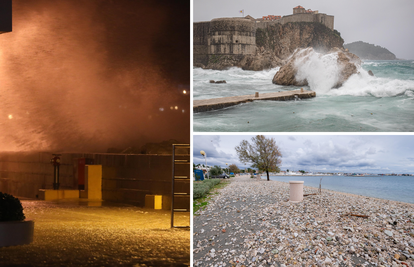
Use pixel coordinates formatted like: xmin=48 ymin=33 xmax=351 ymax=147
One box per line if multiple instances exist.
xmin=294 ymin=49 xmax=342 ymax=94
xmin=329 ymin=73 xmax=414 ymax=98
xmin=292 ymin=49 xmax=414 ymax=97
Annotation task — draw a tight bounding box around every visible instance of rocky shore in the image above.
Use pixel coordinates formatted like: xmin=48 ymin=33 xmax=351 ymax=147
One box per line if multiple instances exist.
xmin=193 ymin=176 xmax=414 ymax=267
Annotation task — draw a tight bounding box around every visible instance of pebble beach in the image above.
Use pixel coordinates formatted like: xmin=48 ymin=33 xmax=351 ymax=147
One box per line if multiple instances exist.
xmin=193 ymin=176 xmax=414 ymax=267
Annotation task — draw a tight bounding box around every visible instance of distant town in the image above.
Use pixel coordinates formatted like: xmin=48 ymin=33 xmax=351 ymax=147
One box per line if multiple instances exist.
xmin=193 ymin=165 xmax=413 ymax=177
xmin=273 ymin=171 xmax=414 ymax=177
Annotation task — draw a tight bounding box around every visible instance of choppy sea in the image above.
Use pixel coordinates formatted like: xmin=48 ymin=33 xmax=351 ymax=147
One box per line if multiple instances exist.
xmin=193 ymin=60 xmax=414 ymax=132
xmin=269 ymin=175 xmax=414 ymax=204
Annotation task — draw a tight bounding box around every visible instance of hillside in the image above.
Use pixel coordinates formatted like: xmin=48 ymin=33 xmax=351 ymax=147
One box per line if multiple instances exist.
xmin=344 ymin=41 xmax=396 ymax=60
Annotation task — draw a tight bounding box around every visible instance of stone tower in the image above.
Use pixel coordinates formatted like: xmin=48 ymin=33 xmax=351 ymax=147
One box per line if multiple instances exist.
xmin=293 ymin=5 xmax=305 ymax=14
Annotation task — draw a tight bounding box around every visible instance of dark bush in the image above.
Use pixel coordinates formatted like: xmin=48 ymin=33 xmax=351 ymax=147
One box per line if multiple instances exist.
xmin=0 ymin=192 xmax=26 ymax=221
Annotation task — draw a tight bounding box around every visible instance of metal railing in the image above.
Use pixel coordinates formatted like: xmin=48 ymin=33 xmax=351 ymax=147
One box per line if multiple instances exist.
xmin=171 ymin=144 xmax=190 ymax=228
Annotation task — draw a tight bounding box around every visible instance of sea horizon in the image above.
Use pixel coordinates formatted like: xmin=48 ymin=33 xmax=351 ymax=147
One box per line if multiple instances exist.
xmin=268 ymin=175 xmax=414 ymax=204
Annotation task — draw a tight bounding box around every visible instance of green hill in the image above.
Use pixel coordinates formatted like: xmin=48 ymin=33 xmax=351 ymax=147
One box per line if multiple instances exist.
xmin=344 ymin=41 xmax=396 ymax=60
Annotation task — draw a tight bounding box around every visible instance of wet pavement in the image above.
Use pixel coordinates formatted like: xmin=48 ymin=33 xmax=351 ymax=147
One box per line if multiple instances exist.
xmin=0 ymin=199 xmax=190 ymax=266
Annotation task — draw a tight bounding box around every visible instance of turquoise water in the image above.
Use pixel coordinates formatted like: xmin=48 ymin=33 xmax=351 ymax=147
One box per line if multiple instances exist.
xmin=269 ymin=175 xmax=414 ymax=204
xmin=193 ymin=60 xmax=414 ymax=132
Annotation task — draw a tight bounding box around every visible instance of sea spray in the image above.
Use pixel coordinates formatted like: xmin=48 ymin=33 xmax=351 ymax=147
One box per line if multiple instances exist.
xmin=294 ymin=50 xmax=341 ymax=94
xmin=292 ymin=47 xmax=363 ymax=94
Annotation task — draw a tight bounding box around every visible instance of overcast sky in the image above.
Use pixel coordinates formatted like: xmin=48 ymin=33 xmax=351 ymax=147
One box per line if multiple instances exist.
xmin=193 ymin=0 xmax=414 ymax=60
xmin=193 ymin=135 xmax=414 ymax=174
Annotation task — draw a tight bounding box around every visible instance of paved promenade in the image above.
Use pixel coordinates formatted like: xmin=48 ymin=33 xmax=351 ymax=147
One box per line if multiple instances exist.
xmin=193 ymin=176 xmax=414 ymax=267
xmin=193 ymin=90 xmax=316 ymax=113
xmin=0 ymin=199 xmax=190 ymax=266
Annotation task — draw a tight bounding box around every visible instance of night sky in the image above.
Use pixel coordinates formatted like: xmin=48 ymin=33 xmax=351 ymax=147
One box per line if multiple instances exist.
xmin=0 ymin=0 xmax=190 ymax=152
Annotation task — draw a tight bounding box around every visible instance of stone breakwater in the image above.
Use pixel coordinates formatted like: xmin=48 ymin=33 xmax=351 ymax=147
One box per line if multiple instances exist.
xmin=193 ymin=90 xmax=316 ymax=113
xmin=193 ymin=176 xmax=414 ymax=267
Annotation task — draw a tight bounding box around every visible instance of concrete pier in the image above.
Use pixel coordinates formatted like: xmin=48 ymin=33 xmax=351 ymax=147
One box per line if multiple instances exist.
xmin=193 ymin=89 xmax=316 ymax=113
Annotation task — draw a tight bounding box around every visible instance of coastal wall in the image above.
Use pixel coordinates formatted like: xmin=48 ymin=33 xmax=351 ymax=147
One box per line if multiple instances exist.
xmin=0 ymin=152 xmax=190 ymax=208
xmin=208 ymin=18 xmax=256 ymax=56
xmin=193 ymin=21 xmax=210 ymax=66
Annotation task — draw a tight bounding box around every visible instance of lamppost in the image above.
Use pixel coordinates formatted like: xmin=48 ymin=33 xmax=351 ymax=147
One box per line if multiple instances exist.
xmin=226 ymin=163 xmax=229 ymax=175
xmin=50 ymin=154 xmax=61 ymax=190
xmin=200 ymin=150 xmax=208 ymax=179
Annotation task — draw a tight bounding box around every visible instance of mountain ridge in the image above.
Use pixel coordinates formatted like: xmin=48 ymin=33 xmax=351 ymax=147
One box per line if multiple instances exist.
xmin=344 ymin=41 xmax=396 ymax=60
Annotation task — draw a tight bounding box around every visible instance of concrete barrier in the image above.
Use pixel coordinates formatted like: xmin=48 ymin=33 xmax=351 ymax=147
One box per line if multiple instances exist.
xmin=289 ymin=181 xmax=304 ymax=203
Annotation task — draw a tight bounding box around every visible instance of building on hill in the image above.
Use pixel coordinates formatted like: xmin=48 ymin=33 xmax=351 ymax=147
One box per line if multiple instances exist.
xmin=293 ymin=5 xmax=318 ymax=14
xmin=293 ymin=5 xmax=305 ymax=14
xmin=193 ymin=6 xmax=335 ymax=66
xmin=262 ymin=15 xmax=281 ymax=21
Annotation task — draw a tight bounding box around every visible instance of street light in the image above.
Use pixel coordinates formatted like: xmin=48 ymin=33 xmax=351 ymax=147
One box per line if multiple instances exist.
xmin=226 ymin=163 xmax=228 ymax=175
xmin=200 ymin=150 xmax=208 ymax=179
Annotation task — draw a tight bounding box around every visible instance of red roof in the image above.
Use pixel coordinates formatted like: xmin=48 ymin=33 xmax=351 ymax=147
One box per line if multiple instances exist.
xmin=294 ymin=5 xmax=304 ymax=9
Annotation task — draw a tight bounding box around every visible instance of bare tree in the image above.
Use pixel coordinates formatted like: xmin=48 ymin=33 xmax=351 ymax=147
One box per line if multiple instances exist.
xmin=235 ymin=135 xmax=282 ymax=181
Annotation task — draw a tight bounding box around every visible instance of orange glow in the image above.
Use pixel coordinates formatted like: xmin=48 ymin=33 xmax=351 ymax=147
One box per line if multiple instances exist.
xmin=174 ymin=106 xmax=178 ymax=110
xmin=183 ymin=90 xmax=186 ymax=94
xmin=8 ymin=114 xmax=13 ymax=119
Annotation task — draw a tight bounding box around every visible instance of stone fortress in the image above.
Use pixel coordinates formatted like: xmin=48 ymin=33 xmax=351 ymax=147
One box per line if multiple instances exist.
xmin=194 ymin=5 xmax=335 ymax=66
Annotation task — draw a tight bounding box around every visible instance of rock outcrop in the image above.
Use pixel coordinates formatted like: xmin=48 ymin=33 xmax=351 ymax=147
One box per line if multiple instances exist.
xmin=272 ymin=47 xmax=361 ymax=88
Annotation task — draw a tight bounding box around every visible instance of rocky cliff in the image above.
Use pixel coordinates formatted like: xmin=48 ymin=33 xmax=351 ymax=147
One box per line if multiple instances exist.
xmin=204 ymin=22 xmax=344 ymax=71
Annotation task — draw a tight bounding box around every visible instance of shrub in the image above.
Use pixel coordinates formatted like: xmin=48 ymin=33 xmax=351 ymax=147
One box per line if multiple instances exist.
xmin=193 ymin=183 xmax=210 ymax=199
xmin=203 ymin=179 xmax=220 ymax=190
xmin=193 ymin=179 xmax=222 ymax=199
xmin=0 ymin=192 xmax=26 ymax=221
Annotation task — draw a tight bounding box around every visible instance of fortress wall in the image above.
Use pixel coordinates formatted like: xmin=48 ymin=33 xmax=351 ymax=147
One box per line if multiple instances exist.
xmin=280 ymin=13 xmax=334 ymax=30
xmin=194 ymin=22 xmax=210 ymax=65
xmin=193 ymin=12 xmax=335 ymax=66
xmin=280 ymin=13 xmax=316 ymax=24
xmin=318 ymin=14 xmax=334 ymax=30
xmin=253 ymin=20 xmax=280 ymax=30
xmin=209 ymin=31 xmax=256 ymax=55
xmin=208 ymin=18 xmax=256 ymax=56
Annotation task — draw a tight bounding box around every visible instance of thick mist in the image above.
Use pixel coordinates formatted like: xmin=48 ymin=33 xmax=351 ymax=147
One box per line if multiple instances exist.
xmin=0 ymin=0 xmax=190 ymax=152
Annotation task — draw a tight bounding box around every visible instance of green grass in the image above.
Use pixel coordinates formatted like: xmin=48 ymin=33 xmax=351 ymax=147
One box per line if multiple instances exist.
xmin=193 ymin=180 xmax=229 ymax=215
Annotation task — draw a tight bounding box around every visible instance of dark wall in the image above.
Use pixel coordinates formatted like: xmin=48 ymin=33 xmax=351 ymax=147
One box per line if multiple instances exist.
xmin=0 ymin=151 xmax=189 ymax=208
xmin=0 ymin=0 xmax=12 ymax=33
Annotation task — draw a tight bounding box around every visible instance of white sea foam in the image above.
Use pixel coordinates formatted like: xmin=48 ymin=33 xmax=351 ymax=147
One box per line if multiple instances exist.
xmin=329 ymin=69 xmax=414 ymax=98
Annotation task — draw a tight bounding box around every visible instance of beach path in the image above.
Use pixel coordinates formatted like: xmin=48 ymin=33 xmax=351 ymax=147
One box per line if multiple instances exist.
xmin=193 ymin=176 xmax=414 ymax=266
